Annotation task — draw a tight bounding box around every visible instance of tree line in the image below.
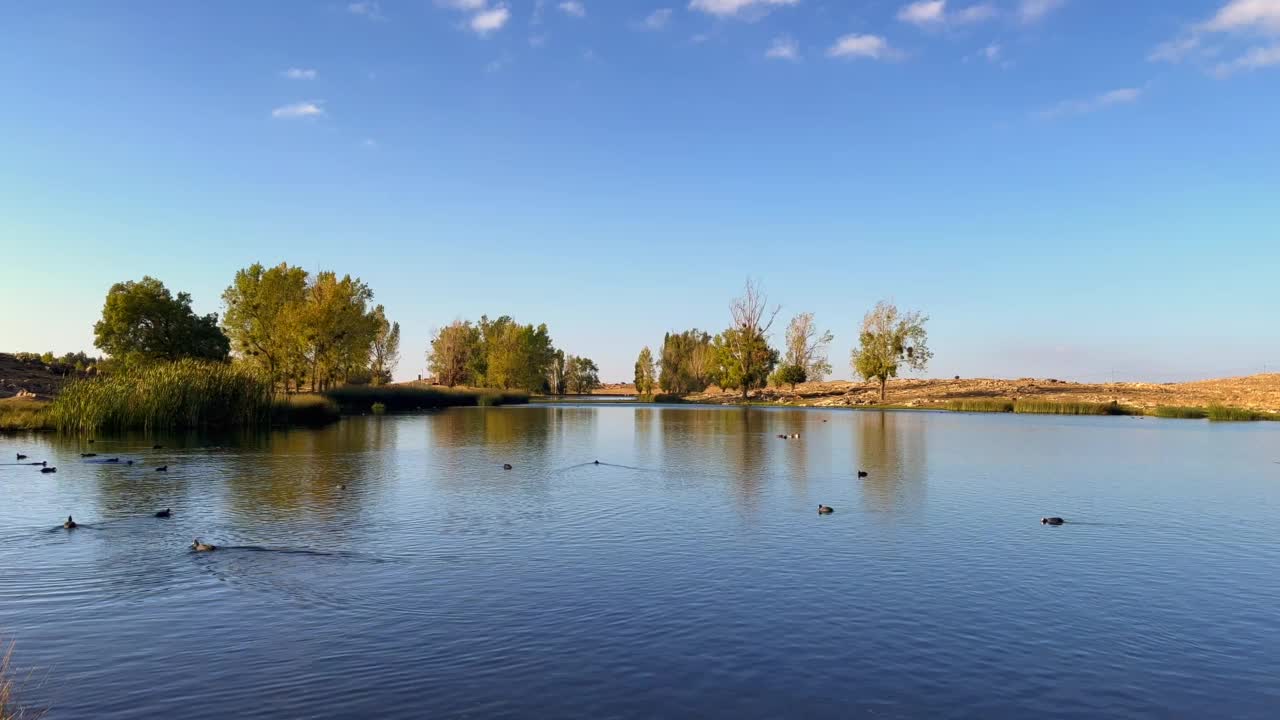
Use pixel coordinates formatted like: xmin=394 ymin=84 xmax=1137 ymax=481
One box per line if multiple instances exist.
xmin=425 ymin=317 xmax=600 ymax=394
xmin=634 ymin=280 xmax=932 ymax=402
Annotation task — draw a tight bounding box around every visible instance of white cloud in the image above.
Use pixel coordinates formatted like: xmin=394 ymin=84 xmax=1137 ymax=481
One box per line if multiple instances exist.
xmin=281 ymin=68 xmax=317 ymax=80
xmin=1018 ymin=0 xmax=1065 ymax=24
xmin=826 ymin=34 xmax=894 ymax=60
xmin=440 ymin=0 xmax=487 ymax=9
xmin=766 ymin=35 xmax=799 ymax=60
xmin=688 ymin=0 xmax=799 ymax=20
xmin=643 ymin=8 xmax=673 ymax=30
xmin=1148 ymin=35 xmax=1202 ymax=63
xmin=471 ymin=5 xmax=511 ymax=34
xmin=982 ymin=42 xmax=1001 ymax=61
xmin=955 ymin=3 xmax=997 ymax=23
xmin=899 ymin=1 xmax=945 ymax=25
xmin=1039 ymin=87 xmax=1142 ymax=119
xmin=1202 ymin=0 xmax=1280 ymax=33
xmin=1215 ymin=43 xmax=1280 ymax=75
xmin=348 ymin=1 xmax=384 ymax=19
xmin=558 ymin=1 xmax=585 ymax=17
xmin=529 ymin=33 xmax=548 ymax=47
xmin=272 ymin=101 xmax=325 ymax=119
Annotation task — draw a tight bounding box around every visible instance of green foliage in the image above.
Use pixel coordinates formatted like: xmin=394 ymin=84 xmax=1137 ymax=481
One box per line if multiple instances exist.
xmin=659 ymin=330 xmax=715 ymax=394
xmin=270 ymin=394 xmax=341 ymax=427
xmin=476 ymin=316 xmax=557 ymax=392
xmin=771 ymin=363 xmax=807 ymax=391
xmin=1205 ymin=405 xmax=1277 ymax=421
xmin=322 ymin=384 xmax=528 ymax=412
xmin=428 ymin=320 xmax=483 ymax=387
xmin=371 ymin=402 xmax=387 ymax=415
xmin=634 ymin=346 xmax=656 ymax=396
xmin=368 ymin=305 xmax=400 ymax=386
xmin=48 ymin=360 xmax=272 ymax=433
xmin=946 ymin=399 xmax=1015 ymax=413
xmin=1013 ymin=400 xmax=1140 ymax=416
xmin=221 ymin=262 xmax=308 ymax=387
xmin=850 ymin=300 xmax=932 ymax=402
xmin=565 ymin=355 xmax=601 ymax=394
xmin=95 ymin=276 xmax=230 ymax=364
xmin=712 ymin=328 xmax=778 ymax=399
xmin=1154 ymin=406 xmax=1209 ymax=419
xmin=0 ymin=398 xmax=52 ymax=432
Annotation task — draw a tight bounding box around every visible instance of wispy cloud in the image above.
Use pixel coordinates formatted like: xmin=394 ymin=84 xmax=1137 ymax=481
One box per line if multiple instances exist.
xmin=688 ymin=0 xmax=799 ymax=20
xmin=272 ymin=101 xmax=325 ymax=119
xmin=471 ymin=5 xmax=511 ymax=34
xmin=898 ymin=1 xmax=996 ymax=28
xmin=981 ymin=42 xmax=1001 ymax=61
xmin=641 ymin=8 xmax=673 ymax=30
xmin=281 ymin=68 xmax=317 ymax=80
xmin=348 ymin=1 xmax=384 ymax=20
xmin=1150 ymin=1 xmax=1280 ymax=77
xmin=1148 ymin=35 xmax=1202 ymax=63
xmin=1018 ymin=0 xmax=1065 ymax=24
xmin=1201 ymin=0 xmax=1280 ymax=33
xmin=766 ymin=35 xmax=799 ymax=60
xmin=558 ymin=1 xmax=585 ymax=17
xmin=1215 ymin=43 xmax=1280 ymax=75
xmin=826 ymin=34 xmax=896 ymax=60
xmin=1038 ymin=87 xmax=1141 ymax=119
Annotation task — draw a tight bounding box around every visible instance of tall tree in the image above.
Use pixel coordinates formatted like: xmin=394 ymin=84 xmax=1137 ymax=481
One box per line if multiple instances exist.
xmin=298 ymin=272 xmax=377 ymax=391
xmin=481 ymin=317 xmax=556 ymax=391
xmin=546 ymin=349 xmax=568 ymax=395
xmin=428 ymin=320 xmax=481 ymax=387
xmin=369 ymin=305 xmax=400 ymax=386
xmin=784 ymin=312 xmax=834 ymax=382
xmin=634 ymin=346 xmax=656 ymax=396
xmin=94 ymin=276 xmax=230 ymax=364
xmin=659 ymin=329 xmax=713 ymax=394
xmin=565 ymin=355 xmax=601 ymax=394
xmin=722 ymin=279 xmax=780 ymax=402
xmin=221 ymin=262 xmax=308 ymax=388
xmin=850 ymin=300 xmax=933 ymax=402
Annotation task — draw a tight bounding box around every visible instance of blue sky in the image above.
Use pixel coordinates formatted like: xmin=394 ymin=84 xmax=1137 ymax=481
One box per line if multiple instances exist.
xmin=2 ymin=0 xmax=1278 ymax=383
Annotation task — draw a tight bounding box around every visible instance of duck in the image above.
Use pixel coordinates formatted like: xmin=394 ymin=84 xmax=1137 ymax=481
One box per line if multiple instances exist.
xmin=777 ymin=434 xmax=788 ymax=439
xmin=817 ymin=504 xmax=835 ymax=515
xmin=857 ymin=470 xmax=869 ymax=478
xmin=41 ymin=467 xmax=57 ymax=474
xmin=1041 ymin=517 xmax=1066 ymax=526
xmin=16 ymin=453 xmax=27 ymax=460
xmin=126 ymin=460 xmax=134 ymax=466
xmin=152 ymin=444 xmax=163 ymax=450
xmin=338 ymin=484 xmax=347 ymax=490
xmin=191 ymin=539 xmax=217 ymax=552
xmin=791 ymin=433 xmax=800 ymax=439
xmin=63 ymin=515 xmax=77 ymax=529
xmin=80 ymin=452 xmax=97 ymax=458
xmin=503 ymin=463 xmax=513 ymax=470
xmin=155 ymin=466 xmax=168 ymax=472
xmin=155 ymin=508 xmax=171 ymax=518
xmin=593 ymin=460 xmax=600 ymax=465
xmin=105 ymin=458 xmax=120 ymax=463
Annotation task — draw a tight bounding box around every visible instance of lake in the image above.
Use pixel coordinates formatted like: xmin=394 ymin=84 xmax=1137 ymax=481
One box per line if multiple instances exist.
xmin=2 ymin=406 xmax=1278 ymax=719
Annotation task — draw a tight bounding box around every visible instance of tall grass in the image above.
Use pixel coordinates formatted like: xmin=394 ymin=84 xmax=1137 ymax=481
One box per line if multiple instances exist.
xmin=48 ymin=360 xmax=273 ymax=434
xmin=1 ymin=639 xmax=42 ymax=720
xmin=1013 ymin=400 xmax=1139 ymax=416
xmin=323 ymin=385 xmax=528 ymax=413
xmin=0 ymin=399 xmax=51 ymax=433
xmin=1154 ymin=406 xmax=1208 ymax=419
xmin=945 ymin=399 xmax=1015 ymax=413
xmin=270 ymin=394 xmax=341 ymax=427
xmin=1205 ymin=405 xmax=1278 ymax=422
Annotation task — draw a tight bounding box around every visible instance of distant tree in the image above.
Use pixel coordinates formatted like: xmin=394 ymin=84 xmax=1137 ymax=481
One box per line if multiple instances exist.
xmin=850 ymin=300 xmax=932 ymax=402
xmin=772 ymin=364 xmax=807 ymax=391
xmin=546 ymin=349 xmax=568 ymax=395
xmin=480 ymin=316 xmax=556 ymax=392
xmin=634 ymin=346 xmax=656 ymax=396
xmin=297 ymin=272 xmax=378 ymax=391
xmin=720 ymin=279 xmax=781 ymax=402
xmin=369 ymin=305 xmax=400 ymax=386
xmin=94 ymin=276 xmax=230 ymax=364
xmin=222 ymin=262 xmax=309 ymax=388
xmin=784 ymin=312 xmax=833 ymax=382
xmin=428 ymin=320 xmax=481 ymax=387
xmin=659 ymin=329 xmax=714 ymax=394
xmin=565 ymin=355 xmax=601 ymax=395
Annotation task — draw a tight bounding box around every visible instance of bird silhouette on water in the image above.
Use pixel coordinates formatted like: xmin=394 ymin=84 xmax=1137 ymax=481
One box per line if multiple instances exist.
xmin=63 ymin=515 xmax=77 ymax=529
xmin=503 ymin=463 xmax=513 ymax=470
xmin=818 ymin=505 xmax=835 ymax=515
xmin=41 ymin=467 xmax=57 ymax=474
xmin=857 ymin=470 xmax=869 ymax=478
xmin=155 ymin=508 xmax=171 ymax=518
xmin=16 ymin=453 xmax=27 ymax=460
xmin=191 ymin=539 xmax=217 ymax=552
xmin=155 ymin=466 xmax=168 ymax=472
xmin=1041 ymin=517 xmax=1066 ymax=525
xmin=81 ymin=453 xmax=97 ymax=458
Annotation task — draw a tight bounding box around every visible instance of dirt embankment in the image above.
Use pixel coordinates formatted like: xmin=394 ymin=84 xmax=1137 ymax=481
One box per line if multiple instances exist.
xmin=602 ymin=375 xmax=1280 ymax=412
xmin=0 ymin=353 xmax=73 ymax=401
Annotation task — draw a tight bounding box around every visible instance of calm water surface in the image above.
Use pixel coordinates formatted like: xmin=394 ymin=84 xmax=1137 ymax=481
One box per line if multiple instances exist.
xmin=2 ymin=406 xmax=1278 ymax=719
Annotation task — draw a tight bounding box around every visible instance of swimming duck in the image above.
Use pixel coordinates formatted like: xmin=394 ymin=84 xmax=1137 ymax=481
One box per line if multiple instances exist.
xmin=1041 ymin=517 xmax=1065 ymax=526
xmin=593 ymin=460 xmax=600 ymax=465
xmin=503 ymin=463 xmax=513 ymax=470
xmin=857 ymin=470 xmax=869 ymax=478
xmin=126 ymin=460 xmax=134 ymax=466
xmin=818 ymin=504 xmax=835 ymax=515
xmin=777 ymin=434 xmax=788 ymax=439
xmin=191 ymin=539 xmax=217 ymax=552
xmin=152 ymin=444 xmax=163 ymax=450
xmin=338 ymin=484 xmax=347 ymax=490
xmin=16 ymin=453 xmax=27 ymax=460
xmin=80 ymin=452 xmax=97 ymax=458
xmin=155 ymin=466 xmax=168 ymax=472
xmin=155 ymin=508 xmax=171 ymax=518
xmin=63 ymin=515 xmax=77 ymax=529
xmin=792 ymin=433 xmax=800 ymax=439
xmin=41 ymin=467 xmax=57 ymax=474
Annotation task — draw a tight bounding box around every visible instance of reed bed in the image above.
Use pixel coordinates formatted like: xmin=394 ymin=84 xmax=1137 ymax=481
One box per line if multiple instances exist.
xmin=945 ymin=399 xmax=1015 ymax=413
xmin=1205 ymin=405 xmax=1278 ymax=422
xmin=323 ymin=385 xmax=528 ymax=413
xmin=48 ymin=360 xmax=273 ymax=434
xmin=1153 ymin=406 xmax=1209 ymax=419
xmin=1012 ymin=400 xmax=1139 ymax=416
xmin=270 ymin=394 xmax=341 ymax=427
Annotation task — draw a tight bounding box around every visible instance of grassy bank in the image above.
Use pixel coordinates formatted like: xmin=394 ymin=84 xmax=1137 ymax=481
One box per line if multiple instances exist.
xmin=322 ymin=385 xmax=528 ymax=414
xmin=0 ymin=398 xmax=52 ymax=432
xmin=945 ymin=399 xmax=1141 ymax=416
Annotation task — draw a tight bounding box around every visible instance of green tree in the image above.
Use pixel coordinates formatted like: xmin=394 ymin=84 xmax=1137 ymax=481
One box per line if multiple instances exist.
xmin=221 ymin=262 xmax=309 ymax=388
xmin=369 ymin=305 xmax=400 ymax=386
xmin=546 ymin=349 xmax=568 ymax=395
xmin=659 ymin=329 xmax=714 ymax=394
xmin=771 ymin=363 xmax=807 ymax=391
xmin=713 ymin=328 xmax=778 ymax=398
xmin=480 ymin=316 xmax=556 ymax=391
xmin=634 ymin=346 xmax=656 ymax=396
xmin=566 ymin=355 xmax=601 ymax=394
xmin=428 ymin=320 xmax=482 ymax=387
xmin=94 ymin=276 xmax=230 ymax=364
xmin=297 ymin=272 xmax=377 ymax=391
xmin=850 ymin=300 xmax=933 ymax=402
xmin=784 ymin=312 xmax=833 ymax=382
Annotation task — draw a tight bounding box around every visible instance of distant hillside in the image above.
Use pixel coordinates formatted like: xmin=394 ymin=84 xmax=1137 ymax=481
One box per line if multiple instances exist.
xmin=0 ymin=353 xmax=76 ymax=400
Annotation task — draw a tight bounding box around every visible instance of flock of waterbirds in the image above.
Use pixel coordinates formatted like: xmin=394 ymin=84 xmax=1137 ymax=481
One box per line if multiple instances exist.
xmin=14 ymin=426 xmax=1070 ymax=548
